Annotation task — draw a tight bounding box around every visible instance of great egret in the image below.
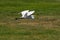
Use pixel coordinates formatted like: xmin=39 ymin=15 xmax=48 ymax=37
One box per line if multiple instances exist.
xmin=15 ymin=10 xmax=35 ymax=20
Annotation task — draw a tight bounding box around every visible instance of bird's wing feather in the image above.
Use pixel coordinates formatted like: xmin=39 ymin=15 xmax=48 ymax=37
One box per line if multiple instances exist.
xmin=27 ymin=11 xmax=35 ymax=16
xmin=21 ymin=10 xmax=29 ymax=17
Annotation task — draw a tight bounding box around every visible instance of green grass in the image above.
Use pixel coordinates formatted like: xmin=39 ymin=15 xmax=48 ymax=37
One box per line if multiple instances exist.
xmin=0 ymin=0 xmax=60 ymax=40
xmin=0 ymin=0 xmax=60 ymax=16
xmin=0 ymin=24 xmax=60 ymax=40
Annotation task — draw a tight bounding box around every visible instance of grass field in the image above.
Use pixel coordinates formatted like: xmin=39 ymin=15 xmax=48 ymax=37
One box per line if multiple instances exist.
xmin=0 ymin=0 xmax=60 ymax=40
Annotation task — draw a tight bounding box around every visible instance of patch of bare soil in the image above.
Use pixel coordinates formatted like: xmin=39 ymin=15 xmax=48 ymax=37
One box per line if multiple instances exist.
xmin=0 ymin=16 xmax=60 ymax=27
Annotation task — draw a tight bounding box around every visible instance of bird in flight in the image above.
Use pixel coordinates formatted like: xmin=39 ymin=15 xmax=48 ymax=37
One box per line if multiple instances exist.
xmin=16 ymin=10 xmax=35 ymax=20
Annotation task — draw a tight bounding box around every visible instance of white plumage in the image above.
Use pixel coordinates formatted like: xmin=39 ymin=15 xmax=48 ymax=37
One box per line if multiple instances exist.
xmin=27 ymin=11 xmax=35 ymax=16
xmin=21 ymin=10 xmax=29 ymax=18
xmin=18 ymin=10 xmax=35 ymax=19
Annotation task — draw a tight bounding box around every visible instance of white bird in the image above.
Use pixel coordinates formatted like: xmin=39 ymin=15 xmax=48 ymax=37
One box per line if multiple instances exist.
xmin=27 ymin=11 xmax=35 ymax=19
xmin=18 ymin=10 xmax=35 ymax=19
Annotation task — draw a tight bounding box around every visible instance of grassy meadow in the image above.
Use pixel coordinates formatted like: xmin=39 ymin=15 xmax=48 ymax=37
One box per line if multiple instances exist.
xmin=0 ymin=0 xmax=60 ymax=40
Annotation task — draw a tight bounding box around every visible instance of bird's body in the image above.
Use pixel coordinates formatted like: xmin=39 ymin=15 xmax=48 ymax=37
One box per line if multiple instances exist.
xmin=21 ymin=10 xmax=29 ymax=18
xmin=16 ymin=10 xmax=35 ymax=20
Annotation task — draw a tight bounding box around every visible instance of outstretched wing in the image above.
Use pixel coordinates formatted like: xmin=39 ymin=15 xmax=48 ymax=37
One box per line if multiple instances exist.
xmin=27 ymin=11 xmax=35 ymax=16
xmin=21 ymin=10 xmax=29 ymax=17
